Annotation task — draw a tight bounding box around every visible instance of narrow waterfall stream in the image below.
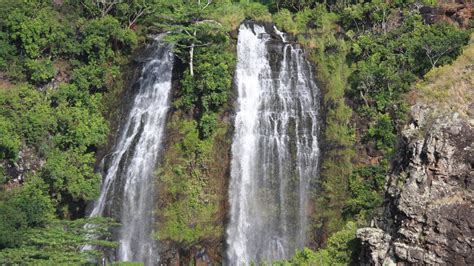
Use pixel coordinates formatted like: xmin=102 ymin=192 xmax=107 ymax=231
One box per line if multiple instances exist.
xmin=227 ymin=23 xmax=320 ymax=264
xmin=87 ymin=40 xmax=174 ymax=264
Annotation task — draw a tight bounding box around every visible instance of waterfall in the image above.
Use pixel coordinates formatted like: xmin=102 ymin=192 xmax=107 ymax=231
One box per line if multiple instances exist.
xmin=86 ymin=40 xmax=173 ymax=265
xmin=227 ymin=23 xmax=320 ymax=264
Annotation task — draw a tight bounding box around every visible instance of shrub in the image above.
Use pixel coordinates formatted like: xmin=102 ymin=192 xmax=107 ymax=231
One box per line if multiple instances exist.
xmin=6 ymin=8 xmax=69 ymax=59
xmin=53 ymin=102 xmax=109 ymax=149
xmin=0 ymin=32 xmax=16 ymax=70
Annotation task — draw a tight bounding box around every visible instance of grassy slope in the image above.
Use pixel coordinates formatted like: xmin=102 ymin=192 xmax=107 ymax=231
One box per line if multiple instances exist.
xmin=412 ymin=33 xmax=474 ymax=117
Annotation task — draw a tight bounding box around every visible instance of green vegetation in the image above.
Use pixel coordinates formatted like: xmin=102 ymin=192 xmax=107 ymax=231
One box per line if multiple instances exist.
xmin=0 ymin=0 xmax=140 ymax=262
xmin=344 ymin=166 xmax=385 ymax=219
xmin=0 ymin=176 xmax=117 ymax=263
xmin=0 ymin=0 xmax=271 ymax=263
xmin=349 ymin=15 xmax=468 ymax=156
xmin=160 ymin=21 xmax=235 ymax=137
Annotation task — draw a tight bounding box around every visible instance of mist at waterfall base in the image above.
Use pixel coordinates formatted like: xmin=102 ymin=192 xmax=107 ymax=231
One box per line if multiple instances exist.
xmin=226 ymin=23 xmax=320 ymax=264
xmin=85 ymin=40 xmax=173 ymax=265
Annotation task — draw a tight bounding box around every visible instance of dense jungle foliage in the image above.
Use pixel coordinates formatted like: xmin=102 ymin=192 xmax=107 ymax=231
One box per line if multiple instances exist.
xmin=0 ymin=0 xmax=470 ymax=264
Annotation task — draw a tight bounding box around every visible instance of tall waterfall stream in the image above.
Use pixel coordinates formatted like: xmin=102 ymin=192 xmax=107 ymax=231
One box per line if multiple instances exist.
xmin=226 ymin=23 xmax=320 ymax=264
xmin=87 ymin=40 xmax=173 ymax=264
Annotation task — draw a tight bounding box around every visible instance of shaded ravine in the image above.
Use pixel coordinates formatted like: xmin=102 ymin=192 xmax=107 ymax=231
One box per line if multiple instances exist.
xmin=87 ymin=39 xmax=174 ymax=265
xmin=227 ymin=23 xmax=320 ymax=264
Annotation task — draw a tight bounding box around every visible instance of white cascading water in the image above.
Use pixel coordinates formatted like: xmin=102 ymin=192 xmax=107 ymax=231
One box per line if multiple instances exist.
xmin=86 ymin=39 xmax=173 ymax=265
xmin=227 ymin=23 xmax=320 ymax=264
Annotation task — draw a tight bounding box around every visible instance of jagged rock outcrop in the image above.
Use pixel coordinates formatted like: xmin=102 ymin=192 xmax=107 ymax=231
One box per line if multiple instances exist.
xmin=358 ymin=35 xmax=474 ymax=265
xmin=359 ymin=106 xmax=474 ymax=265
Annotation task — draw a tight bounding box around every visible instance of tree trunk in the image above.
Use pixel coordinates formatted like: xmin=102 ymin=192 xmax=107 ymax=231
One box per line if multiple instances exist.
xmin=189 ymin=30 xmax=196 ymax=77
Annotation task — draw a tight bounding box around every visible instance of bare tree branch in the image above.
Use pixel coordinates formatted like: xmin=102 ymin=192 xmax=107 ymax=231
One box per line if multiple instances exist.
xmin=93 ymin=0 xmax=121 ymax=17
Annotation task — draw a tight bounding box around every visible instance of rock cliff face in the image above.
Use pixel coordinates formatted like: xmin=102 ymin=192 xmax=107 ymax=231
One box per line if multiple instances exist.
xmin=359 ymin=110 xmax=474 ymax=265
xmin=358 ymin=36 xmax=474 ymax=265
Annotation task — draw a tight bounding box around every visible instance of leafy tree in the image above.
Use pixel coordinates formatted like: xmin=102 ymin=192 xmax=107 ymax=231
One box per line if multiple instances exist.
xmin=0 ymin=177 xmax=54 ymax=248
xmin=0 ymin=2 xmax=141 ymax=261
xmin=70 ymin=0 xmax=153 ymax=28
xmin=340 ymin=1 xmax=390 ymax=33
xmin=407 ymin=22 xmax=470 ymax=75
xmin=199 ymin=112 xmax=218 ymax=138
xmin=72 ymin=62 xmax=120 ymax=93
xmin=41 ymin=148 xmax=101 ymax=208
xmin=277 ymin=0 xmax=319 ymax=11
xmin=273 ymin=9 xmax=298 ymax=33
xmin=160 ymin=18 xmax=234 ymax=138
xmin=324 ymin=221 xmax=359 ymax=264
xmin=349 ymin=14 xmax=468 ymax=158
xmin=366 ymin=113 xmax=396 ymax=155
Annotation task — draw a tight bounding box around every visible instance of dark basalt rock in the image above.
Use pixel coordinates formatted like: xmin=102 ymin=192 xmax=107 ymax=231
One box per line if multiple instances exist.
xmin=357 ymin=103 xmax=474 ymax=265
